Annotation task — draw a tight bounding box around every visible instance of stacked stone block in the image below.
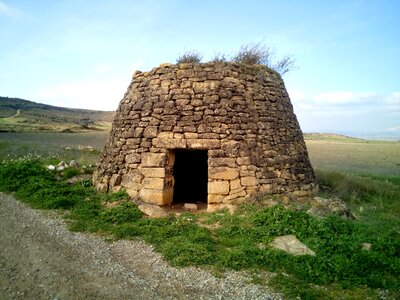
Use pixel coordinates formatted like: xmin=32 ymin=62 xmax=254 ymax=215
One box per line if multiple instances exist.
xmin=93 ymin=62 xmax=317 ymax=210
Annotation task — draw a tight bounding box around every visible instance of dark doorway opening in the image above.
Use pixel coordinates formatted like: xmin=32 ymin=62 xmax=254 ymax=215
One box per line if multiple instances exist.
xmin=173 ymin=150 xmax=208 ymax=204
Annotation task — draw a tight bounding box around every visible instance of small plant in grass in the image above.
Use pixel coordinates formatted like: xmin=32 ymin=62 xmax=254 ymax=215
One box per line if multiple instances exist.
xmin=176 ymin=50 xmax=203 ymax=63
xmin=62 ymin=167 xmax=81 ymax=179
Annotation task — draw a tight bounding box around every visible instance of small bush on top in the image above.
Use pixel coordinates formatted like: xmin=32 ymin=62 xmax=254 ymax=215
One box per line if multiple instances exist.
xmin=175 ymin=42 xmax=296 ymax=75
xmin=176 ymin=50 xmax=203 ymax=64
xmin=232 ymin=42 xmax=296 ymax=75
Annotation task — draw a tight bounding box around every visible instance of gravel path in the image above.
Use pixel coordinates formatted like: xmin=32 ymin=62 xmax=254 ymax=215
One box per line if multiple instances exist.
xmin=0 ymin=193 xmax=282 ymax=300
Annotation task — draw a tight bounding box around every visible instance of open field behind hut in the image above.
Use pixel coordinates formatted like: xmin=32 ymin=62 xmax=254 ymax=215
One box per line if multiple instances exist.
xmin=0 ymin=130 xmax=399 ymax=299
xmin=2 ymin=131 xmax=399 ymax=177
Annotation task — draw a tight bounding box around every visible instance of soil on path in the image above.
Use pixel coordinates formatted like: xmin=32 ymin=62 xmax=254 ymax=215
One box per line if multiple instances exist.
xmin=0 ymin=193 xmax=281 ymax=300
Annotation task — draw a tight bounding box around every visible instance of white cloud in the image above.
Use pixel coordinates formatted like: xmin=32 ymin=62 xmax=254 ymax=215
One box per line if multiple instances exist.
xmin=0 ymin=1 xmax=21 ymax=17
xmin=385 ymin=92 xmax=400 ymax=104
xmin=313 ymin=91 xmax=378 ymax=105
xmin=35 ymin=76 xmax=129 ymax=111
xmin=386 ymin=125 xmax=400 ymax=132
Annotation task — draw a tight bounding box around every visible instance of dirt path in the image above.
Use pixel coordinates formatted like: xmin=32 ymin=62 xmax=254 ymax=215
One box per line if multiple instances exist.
xmin=0 ymin=193 xmax=281 ymax=300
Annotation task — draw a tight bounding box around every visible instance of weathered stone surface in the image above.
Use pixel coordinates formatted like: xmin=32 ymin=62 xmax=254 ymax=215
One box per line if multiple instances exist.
xmin=139 ymin=167 xmax=165 ymax=178
xmin=236 ymin=157 xmax=251 ymax=166
xmin=230 ymin=178 xmax=241 ymax=190
xmin=141 ymin=153 xmax=166 ymax=167
xmin=307 ymin=197 xmax=356 ymax=219
xmin=269 ymin=235 xmax=316 ymax=256
xmin=94 ymin=62 xmax=316 ymax=206
xmin=142 ymin=178 xmax=164 ymax=190
xmin=240 ymin=176 xmax=258 ymax=187
xmin=95 ymin=183 xmax=108 ymax=193
xmin=209 ymin=157 xmax=237 ymax=168
xmin=121 ymin=172 xmax=143 ymax=189
xmin=208 ymin=181 xmax=230 ymax=195
xmin=186 ymin=139 xmax=221 ymax=149
xmin=126 ymin=189 xmax=139 ymax=198
xmin=208 ymin=194 xmax=224 ymax=204
xmin=139 ymin=189 xmax=167 ymax=205
xmin=152 ymin=138 xmax=187 ymax=149
xmin=209 ymin=167 xmax=239 ymax=180
xmin=143 ymin=126 xmax=158 ymax=138
xmin=138 ymin=204 xmax=169 ymax=218
xmin=183 ymin=203 xmax=198 ymax=211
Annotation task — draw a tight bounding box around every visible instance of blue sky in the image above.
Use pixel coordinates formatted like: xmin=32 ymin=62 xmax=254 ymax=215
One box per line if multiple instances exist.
xmin=1 ymin=0 xmax=399 ymax=138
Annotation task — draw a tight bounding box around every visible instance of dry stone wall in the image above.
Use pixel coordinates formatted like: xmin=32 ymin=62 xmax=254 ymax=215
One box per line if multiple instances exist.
xmin=93 ymin=62 xmax=317 ymax=210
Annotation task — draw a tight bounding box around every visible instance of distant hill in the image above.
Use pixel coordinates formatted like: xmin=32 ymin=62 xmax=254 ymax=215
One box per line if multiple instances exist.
xmin=304 ymin=132 xmax=365 ymax=142
xmin=0 ymin=97 xmax=115 ymax=132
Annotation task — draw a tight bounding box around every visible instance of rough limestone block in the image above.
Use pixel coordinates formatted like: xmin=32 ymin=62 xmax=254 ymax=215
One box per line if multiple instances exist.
xmin=141 ymin=153 xmax=166 ymax=167
xmin=208 ymin=194 xmax=224 ymax=204
xmin=183 ymin=132 xmax=198 ymax=139
xmin=209 ymin=167 xmax=239 ymax=180
xmin=125 ymin=153 xmax=141 ymax=164
xmin=209 ymin=157 xmax=237 ymax=168
xmin=96 ymin=183 xmax=108 ymax=193
xmin=236 ymin=157 xmax=252 ymax=166
xmin=292 ymin=190 xmax=310 ymax=198
xmin=230 ymin=179 xmax=242 ymax=190
xmin=187 ymin=139 xmax=221 ymax=149
xmin=183 ymin=203 xmax=198 ymax=211
xmin=269 ymin=235 xmax=316 ymax=256
xmin=241 ymin=176 xmax=259 ymax=187
xmin=139 ymin=167 xmax=165 ymax=178
xmin=138 ymin=204 xmax=169 ymax=218
xmin=139 ymin=189 xmax=167 ymax=205
xmin=157 ymin=132 xmax=174 ymax=139
xmin=109 ymin=174 xmax=121 ymax=187
xmin=142 ymin=178 xmax=164 ymax=190
xmin=121 ymin=172 xmax=143 ymax=189
xmin=143 ymin=126 xmax=158 ymax=138
xmin=153 ymin=138 xmax=187 ymax=149
xmin=208 ymin=181 xmax=230 ymax=195
xmin=223 ymin=190 xmax=247 ymax=202
xmin=126 ymin=188 xmax=139 ymax=198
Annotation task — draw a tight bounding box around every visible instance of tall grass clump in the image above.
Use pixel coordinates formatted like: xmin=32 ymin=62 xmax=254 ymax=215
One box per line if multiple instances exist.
xmin=316 ymin=169 xmax=400 ymax=204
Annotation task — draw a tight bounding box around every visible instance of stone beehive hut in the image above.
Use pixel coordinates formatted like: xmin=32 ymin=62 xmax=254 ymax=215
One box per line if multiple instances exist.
xmin=93 ymin=62 xmax=317 ymax=211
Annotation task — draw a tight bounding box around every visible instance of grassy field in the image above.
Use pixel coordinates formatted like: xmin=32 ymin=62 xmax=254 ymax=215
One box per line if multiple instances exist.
xmin=306 ymin=139 xmax=400 ymax=176
xmin=0 ymin=131 xmax=110 ymax=164
xmin=0 ymin=132 xmax=399 ymax=299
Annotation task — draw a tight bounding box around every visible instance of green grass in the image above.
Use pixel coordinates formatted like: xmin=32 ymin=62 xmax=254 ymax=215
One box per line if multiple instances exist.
xmin=0 ymin=157 xmax=399 ymax=299
xmin=306 ymin=139 xmax=400 ymax=176
xmin=0 ymin=132 xmax=109 ymax=165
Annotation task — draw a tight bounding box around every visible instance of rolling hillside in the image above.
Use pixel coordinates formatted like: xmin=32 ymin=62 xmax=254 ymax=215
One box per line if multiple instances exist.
xmin=0 ymin=97 xmax=115 ymax=132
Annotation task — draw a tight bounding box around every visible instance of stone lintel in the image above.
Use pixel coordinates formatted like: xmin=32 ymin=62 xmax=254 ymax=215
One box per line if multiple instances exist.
xmin=186 ymin=139 xmax=221 ymax=149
